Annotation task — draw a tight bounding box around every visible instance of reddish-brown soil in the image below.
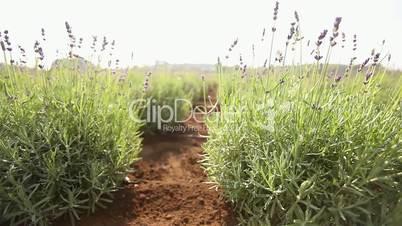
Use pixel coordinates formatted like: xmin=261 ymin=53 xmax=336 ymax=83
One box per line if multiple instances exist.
xmin=55 ymin=103 xmax=236 ymax=226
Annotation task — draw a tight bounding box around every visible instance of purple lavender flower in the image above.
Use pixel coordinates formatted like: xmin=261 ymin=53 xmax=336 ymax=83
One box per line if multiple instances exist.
xmin=358 ymin=58 xmax=370 ymax=72
xmin=0 ymin=41 xmax=6 ymax=51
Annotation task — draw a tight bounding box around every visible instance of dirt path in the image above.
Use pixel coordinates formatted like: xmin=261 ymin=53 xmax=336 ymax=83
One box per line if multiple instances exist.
xmin=58 ymin=116 xmax=236 ymax=226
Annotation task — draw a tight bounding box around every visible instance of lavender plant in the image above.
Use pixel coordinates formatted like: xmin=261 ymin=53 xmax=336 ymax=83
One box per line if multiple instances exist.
xmin=0 ymin=68 xmax=144 ymax=226
xmin=203 ymin=11 xmax=402 ymax=226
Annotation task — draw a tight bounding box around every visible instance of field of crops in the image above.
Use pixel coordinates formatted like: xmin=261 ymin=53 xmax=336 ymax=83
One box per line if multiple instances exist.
xmin=0 ymin=1 xmax=401 ymax=226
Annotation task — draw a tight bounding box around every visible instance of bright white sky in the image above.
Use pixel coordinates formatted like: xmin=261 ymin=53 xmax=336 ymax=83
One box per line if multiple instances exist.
xmin=1 ymin=0 xmax=401 ymax=69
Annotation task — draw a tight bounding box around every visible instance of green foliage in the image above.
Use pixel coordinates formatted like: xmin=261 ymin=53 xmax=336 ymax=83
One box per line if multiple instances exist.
xmin=0 ymin=68 xmax=142 ymax=226
xmin=134 ymin=72 xmax=207 ymax=132
xmin=142 ymin=73 xmax=193 ymax=132
xmin=0 ymin=64 xmax=208 ymax=225
xmin=203 ymin=70 xmax=402 ymax=225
